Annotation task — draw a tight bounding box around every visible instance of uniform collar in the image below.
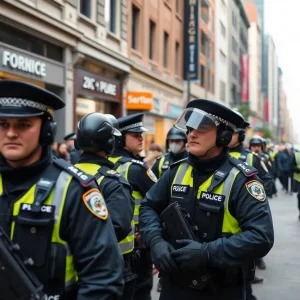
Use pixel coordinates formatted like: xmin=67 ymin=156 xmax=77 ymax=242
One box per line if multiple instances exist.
xmin=169 ymin=150 xmax=188 ymax=161
xmin=229 ymin=143 xmax=244 ymax=153
xmin=188 ymin=148 xmax=229 ymax=176
xmin=111 ymin=148 xmax=139 ymax=160
xmin=78 ymin=152 xmax=114 ymax=168
xmin=0 ymin=146 xmax=52 ymax=175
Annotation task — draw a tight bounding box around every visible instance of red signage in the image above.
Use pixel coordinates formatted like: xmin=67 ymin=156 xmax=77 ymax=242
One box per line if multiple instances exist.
xmin=241 ymin=55 xmax=249 ymax=102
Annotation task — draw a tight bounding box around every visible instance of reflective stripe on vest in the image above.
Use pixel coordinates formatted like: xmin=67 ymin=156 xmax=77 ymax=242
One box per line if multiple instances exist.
xmin=75 ymin=162 xmax=135 ymax=255
xmin=294 ymin=152 xmax=300 ymax=182
xmin=2 ymin=170 xmax=77 ymax=288
xmin=172 ymin=162 xmax=241 ymax=234
xmin=116 ymin=162 xmax=142 ymax=225
xmin=158 ymin=156 xmax=166 ymax=178
xmin=230 ymin=151 xmax=254 ymax=166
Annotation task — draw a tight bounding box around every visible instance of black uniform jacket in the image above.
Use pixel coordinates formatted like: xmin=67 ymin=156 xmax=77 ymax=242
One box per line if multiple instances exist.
xmin=110 ymin=149 xmax=156 ymax=196
xmin=0 ymin=147 xmax=124 ymax=300
xmin=152 ymin=150 xmax=189 ymax=178
xmin=77 ymin=152 xmax=134 ymax=242
xmin=140 ymin=150 xmax=274 ymax=269
xmin=230 ymin=144 xmax=274 ymax=196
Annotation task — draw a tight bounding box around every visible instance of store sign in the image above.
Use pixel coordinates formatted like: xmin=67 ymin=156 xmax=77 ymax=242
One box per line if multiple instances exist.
xmin=126 ymin=92 xmax=153 ymax=110
xmin=2 ymin=50 xmax=46 ymax=77
xmin=0 ymin=43 xmax=65 ymax=86
xmin=76 ymin=69 xmax=121 ymax=103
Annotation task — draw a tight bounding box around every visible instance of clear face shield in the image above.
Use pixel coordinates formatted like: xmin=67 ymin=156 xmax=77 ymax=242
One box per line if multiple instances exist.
xmin=175 ymin=107 xmax=235 ymax=133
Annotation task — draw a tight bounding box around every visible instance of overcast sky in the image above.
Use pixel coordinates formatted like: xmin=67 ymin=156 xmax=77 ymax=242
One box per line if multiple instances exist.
xmin=264 ymin=0 xmax=300 ymax=142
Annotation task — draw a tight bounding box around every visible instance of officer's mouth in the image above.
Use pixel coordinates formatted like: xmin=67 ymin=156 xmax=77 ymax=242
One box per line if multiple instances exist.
xmin=4 ymin=143 xmax=21 ymax=147
xmin=189 ymin=141 xmax=199 ymax=145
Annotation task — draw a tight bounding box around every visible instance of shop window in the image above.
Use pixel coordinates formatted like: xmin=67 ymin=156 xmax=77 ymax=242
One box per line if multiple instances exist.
xmin=149 ymin=20 xmax=156 ymax=60
xmin=132 ymin=5 xmax=140 ymax=50
xmin=80 ymin=0 xmax=92 ymax=18
xmin=105 ymin=0 xmax=118 ymax=34
xmin=0 ymin=23 xmax=63 ymax=63
xmin=163 ymin=31 xmax=169 ymax=68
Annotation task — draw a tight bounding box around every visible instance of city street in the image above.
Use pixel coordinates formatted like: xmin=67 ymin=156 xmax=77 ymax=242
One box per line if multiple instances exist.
xmin=151 ymin=183 xmax=300 ymax=300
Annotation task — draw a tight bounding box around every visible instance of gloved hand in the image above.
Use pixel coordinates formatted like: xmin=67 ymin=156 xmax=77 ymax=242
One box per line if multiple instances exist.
xmin=171 ymin=239 xmax=210 ymax=272
xmin=150 ymin=240 xmax=179 ymax=273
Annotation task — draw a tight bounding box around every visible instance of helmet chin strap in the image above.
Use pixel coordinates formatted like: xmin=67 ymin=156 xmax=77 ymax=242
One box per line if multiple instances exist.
xmin=5 ymin=144 xmax=42 ymax=164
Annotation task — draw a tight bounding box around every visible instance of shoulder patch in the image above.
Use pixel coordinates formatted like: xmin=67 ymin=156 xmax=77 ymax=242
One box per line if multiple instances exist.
xmin=228 ymin=157 xmax=258 ymax=177
xmin=82 ymin=188 xmax=108 ymax=220
xmin=53 ymin=158 xmax=96 ymax=187
xmin=147 ymin=168 xmax=158 ymax=182
xmin=245 ymin=180 xmax=266 ymax=202
xmin=170 ymin=158 xmax=188 ymax=168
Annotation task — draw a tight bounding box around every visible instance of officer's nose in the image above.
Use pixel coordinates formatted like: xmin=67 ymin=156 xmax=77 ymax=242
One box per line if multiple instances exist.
xmin=6 ymin=126 xmax=18 ymax=138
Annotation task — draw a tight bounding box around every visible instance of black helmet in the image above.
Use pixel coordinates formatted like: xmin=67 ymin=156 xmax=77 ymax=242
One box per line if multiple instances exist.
xmin=249 ymin=136 xmax=263 ymax=146
xmin=76 ymin=113 xmax=121 ymax=154
xmin=167 ymin=126 xmax=187 ymax=141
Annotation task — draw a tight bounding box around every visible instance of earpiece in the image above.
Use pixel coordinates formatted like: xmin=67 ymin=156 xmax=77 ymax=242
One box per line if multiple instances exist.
xmin=216 ymin=130 xmax=233 ymax=147
xmin=39 ymin=115 xmax=56 ymax=146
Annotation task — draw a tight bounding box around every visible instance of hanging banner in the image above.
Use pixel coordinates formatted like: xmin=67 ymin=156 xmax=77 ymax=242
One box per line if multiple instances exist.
xmin=241 ymin=55 xmax=249 ymax=102
xmin=183 ymin=0 xmax=199 ymax=82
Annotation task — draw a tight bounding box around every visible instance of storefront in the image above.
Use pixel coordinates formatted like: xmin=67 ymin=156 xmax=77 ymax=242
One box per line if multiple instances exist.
xmin=125 ymin=78 xmax=184 ymax=151
xmin=74 ymin=68 xmax=122 ymax=124
xmin=0 ymin=42 xmax=66 ymax=138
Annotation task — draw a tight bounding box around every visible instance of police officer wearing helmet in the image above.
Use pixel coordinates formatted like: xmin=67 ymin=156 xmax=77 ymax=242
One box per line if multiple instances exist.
xmin=152 ymin=127 xmax=188 ymax=179
xmin=0 ymin=80 xmax=124 ymax=299
xmin=228 ymin=118 xmax=274 ymax=199
xmin=139 ymin=99 xmax=274 ymax=300
xmin=109 ymin=113 xmax=157 ymax=300
xmin=63 ymin=132 xmax=80 ymax=164
xmin=74 ymin=112 xmax=136 ymax=299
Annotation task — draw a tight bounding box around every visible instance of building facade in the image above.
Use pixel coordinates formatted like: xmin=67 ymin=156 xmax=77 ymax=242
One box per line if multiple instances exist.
xmin=1 ymin=0 xmax=131 ymax=141
xmin=215 ymin=0 xmax=230 ymax=105
xmin=245 ymin=1 xmax=263 ymax=127
xmin=227 ymin=0 xmax=250 ymax=107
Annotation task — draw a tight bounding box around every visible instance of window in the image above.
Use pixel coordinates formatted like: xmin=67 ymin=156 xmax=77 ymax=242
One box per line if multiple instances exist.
xmin=232 ymin=12 xmax=237 ymax=28
xmin=201 ymin=0 xmax=209 ymax=24
xmin=232 ymin=61 xmax=237 ymax=79
xmin=232 ymin=37 xmax=238 ymax=54
xmin=220 ymin=21 xmax=226 ymax=37
xmin=131 ymin=5 xmax=140 ymax=50
xmin=175 ymin=42 xmax=180 ymax=75
xmin=176 ymin=0 xmax=179 ymax=13
xmin=80 ymin=0 xmax=92 ymax=18
xmin=220 ymin=80 xmax=226 ymax=102
xmin=201 ymin=31 xmax=210 ymax=57
xmin=105 ymin=0 xmax=118 ymax=34
xmin=211 ymin=74 xmax=215 ymax=93
xmin=200 ymin=64 xmax=205 ymax=88
xmin=220 ymin=50 xmax=226 ymax=64
xmin=149 ymin=20 xmax=156 ymax=60
xmin=163 ymin=31 xmax=169 ymax=68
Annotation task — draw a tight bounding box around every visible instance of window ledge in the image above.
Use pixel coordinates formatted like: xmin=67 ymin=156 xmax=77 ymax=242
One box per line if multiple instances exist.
xmin=78 ymin=14 xmax=97 ymax=28
xmin=107 ymin=31 xmax=121 ymax=43
xmin=164 ymin=0 xmax=171 ymax=10
xmin=149 ymin=59 xmax=158 ymax=68
xmin=131 ymin=49 xmax=143 ymax=58
xmin=176 ymin=12 xmax=182 ymax=21
xmin=163 ymin=68 xmax=170 ymax=75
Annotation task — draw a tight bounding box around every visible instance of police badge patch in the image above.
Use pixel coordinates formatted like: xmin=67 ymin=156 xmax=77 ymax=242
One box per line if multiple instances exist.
xmin=147 ymin=168 xmax=157 ymax=182
xmin=82 ymin=188 xmax=108 ymax=220
xmin=245 ymin=180 xmax=266 ymax=202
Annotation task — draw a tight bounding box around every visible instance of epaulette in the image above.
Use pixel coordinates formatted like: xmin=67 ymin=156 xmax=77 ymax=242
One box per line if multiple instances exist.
xmin=131 ymin=159 xmax=148 ymax=168
xmin=170 ymin=157 xmax=188 ymax=168
xmin=244 ymin=148 xmax=251 ymax=153
xmin=228 ymin=157 xmax=258 ymax=177
xmin=97 ymin=166 xmax=121 ymax=178
xmin=53 ymin=158 xmax=96 ymax=187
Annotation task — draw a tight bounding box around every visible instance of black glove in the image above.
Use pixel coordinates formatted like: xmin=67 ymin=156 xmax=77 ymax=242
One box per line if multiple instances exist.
xmin=150 ymin=240 xmax=179 ymax=273
xmin=171 ymin=239 xmax=210 ymax=272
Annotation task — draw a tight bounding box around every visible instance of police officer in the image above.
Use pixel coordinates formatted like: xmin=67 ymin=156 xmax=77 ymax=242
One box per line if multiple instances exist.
xmin=229 ymin=121 xmax=274 ymax=199
xmin=152 ymin=127 xmax=188 ymax=179
xmin=64 ymin=132 xmax=80 ymax=164
xmin=140 ymin=99 xmax=274 ymax=300
xmin=74 ymin=112 xmax=136 ymax=299
xmin=109 ymin=113 xmax=157 ymax=300
xmin=0 ymin=80 xmax=124 ymax=299
xmin=292 ymin=149 xmax=300 ymax=219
